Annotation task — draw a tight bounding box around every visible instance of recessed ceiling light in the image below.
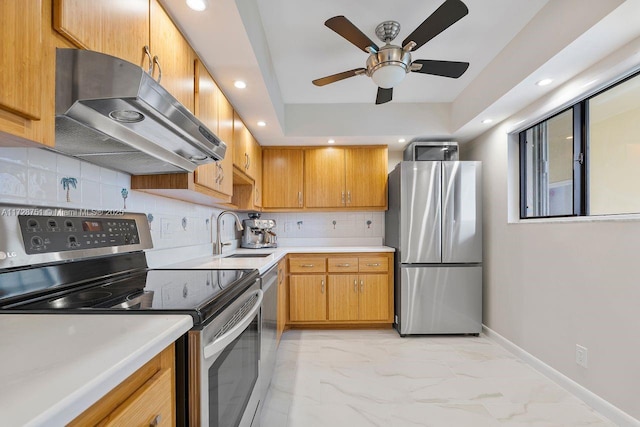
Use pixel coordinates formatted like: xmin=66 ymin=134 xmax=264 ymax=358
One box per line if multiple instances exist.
xmin=481 ymin=119 xmax=493 ymax=124
xmin=398 ymin=138 xmax=406 ymax=143
xmin=328 ymin=139 xmax=335 ymax=144
xmin=234 ymin=80 xmax=247 ymax=89
xmin=257 ymin=121 xmax=266 ymax=127
xmin=536 ymin=78 xmax=553 ymax=86
xmin=186 ymin=0 xmax=208 ymax=11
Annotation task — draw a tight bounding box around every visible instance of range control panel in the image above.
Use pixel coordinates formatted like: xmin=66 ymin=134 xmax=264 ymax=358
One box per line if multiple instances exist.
xmin=18 ymin=215 xmax=140 ymax=254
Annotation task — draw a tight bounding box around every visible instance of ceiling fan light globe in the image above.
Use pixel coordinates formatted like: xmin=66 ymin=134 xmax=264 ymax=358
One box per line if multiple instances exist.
xmin=371 ymin=65 xmax=406 ymax=88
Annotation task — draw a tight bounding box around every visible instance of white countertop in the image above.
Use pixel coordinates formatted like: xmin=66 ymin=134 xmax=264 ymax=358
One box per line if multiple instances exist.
xmin=164 ymin=246 xmax=395 ymax=274
xmin=0 ymin=314 xmax=193 ymax=426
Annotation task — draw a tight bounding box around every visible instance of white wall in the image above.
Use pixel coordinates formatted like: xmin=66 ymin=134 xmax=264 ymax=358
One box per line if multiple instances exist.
xmin=461 ymin=40 xmax=640 ymax=420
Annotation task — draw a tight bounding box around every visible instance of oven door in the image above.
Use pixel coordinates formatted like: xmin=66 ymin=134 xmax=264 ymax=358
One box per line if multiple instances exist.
xmin=192 ymin=279 xmax=262 ymax=427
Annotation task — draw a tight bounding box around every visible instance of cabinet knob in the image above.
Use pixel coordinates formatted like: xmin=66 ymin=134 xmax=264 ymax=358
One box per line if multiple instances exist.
xmin=150 ymin=414 xmax=162 ymax=426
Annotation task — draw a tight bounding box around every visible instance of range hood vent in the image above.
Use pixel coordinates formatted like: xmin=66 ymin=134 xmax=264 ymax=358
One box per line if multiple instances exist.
xmin=55 ymin=48 xmax=226 ymax=175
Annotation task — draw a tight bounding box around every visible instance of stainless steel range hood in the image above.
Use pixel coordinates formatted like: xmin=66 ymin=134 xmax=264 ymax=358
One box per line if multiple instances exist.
xmin=55 ymin=48 xmax=226 ymax=175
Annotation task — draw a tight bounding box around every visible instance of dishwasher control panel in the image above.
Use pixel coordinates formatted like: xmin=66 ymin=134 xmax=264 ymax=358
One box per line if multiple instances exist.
xmin=18 ymin=215 xmax=140 ymax=254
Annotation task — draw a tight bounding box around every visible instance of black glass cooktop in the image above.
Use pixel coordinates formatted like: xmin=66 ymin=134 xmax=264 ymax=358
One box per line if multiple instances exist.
xmin=14 ymin=268 xmax=258 ymax=325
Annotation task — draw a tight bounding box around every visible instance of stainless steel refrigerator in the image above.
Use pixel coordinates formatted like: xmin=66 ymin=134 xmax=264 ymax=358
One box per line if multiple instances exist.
xmin=385 ymin=161 xmax=482 ymax=335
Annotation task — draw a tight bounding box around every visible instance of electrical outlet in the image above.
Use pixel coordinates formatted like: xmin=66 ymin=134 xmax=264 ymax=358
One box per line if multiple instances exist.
xmin=576 ymin=344 xmax=588 ymax=368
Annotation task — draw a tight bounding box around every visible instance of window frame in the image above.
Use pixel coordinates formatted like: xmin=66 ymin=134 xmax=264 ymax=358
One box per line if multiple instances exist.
xmin=519 ymin=69 xmax=640 ymax=220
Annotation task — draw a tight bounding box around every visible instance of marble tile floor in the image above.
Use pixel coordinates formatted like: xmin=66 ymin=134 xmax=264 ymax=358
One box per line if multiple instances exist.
xmin=260 ymin=329 xmax=614 ymax=427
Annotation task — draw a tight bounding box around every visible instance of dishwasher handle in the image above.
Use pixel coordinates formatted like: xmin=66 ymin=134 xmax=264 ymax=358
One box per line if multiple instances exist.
xmin=203 ymin=289 xmax=263 ymax=360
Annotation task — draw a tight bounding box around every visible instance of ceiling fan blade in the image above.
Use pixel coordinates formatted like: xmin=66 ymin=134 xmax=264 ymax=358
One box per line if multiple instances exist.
xmin=312 ymin=68 xmax=366 ymax=86
xmin=411 ymin=60 xmax=469 ymax=78
xmin=325 ymin=16 xmax=379 ymax=53
xmin=402 ymin=0 xmax=468 ymax=51
xmin=375 ymin=87 xmax=393 ymax=105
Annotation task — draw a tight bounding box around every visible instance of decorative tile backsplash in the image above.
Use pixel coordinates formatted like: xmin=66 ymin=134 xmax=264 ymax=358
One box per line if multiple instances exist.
xmin=0 ymin=147 xmax=386 ymax=253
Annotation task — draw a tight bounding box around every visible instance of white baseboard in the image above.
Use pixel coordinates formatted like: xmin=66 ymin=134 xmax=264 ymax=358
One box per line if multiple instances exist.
xmin=482 ymin=325 xmax=640 ymax=427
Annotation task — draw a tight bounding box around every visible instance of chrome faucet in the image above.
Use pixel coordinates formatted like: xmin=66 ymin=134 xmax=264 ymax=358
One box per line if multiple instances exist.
xmin=213 ymin=211 xmax=244 ymax=255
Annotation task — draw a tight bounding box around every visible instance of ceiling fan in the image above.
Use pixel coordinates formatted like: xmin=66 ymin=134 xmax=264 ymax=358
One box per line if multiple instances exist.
xmin=312 ymin=0 xmax=470 ymax=105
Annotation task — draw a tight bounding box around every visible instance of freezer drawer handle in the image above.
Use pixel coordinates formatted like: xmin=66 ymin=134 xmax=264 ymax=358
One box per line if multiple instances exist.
xmin=366 ymin=263 xmax=381 ymax=267
xmin=335 ymin=263 xmax=350 ymax=267
xmin=203 ymin=289 xmax=263 ymax=360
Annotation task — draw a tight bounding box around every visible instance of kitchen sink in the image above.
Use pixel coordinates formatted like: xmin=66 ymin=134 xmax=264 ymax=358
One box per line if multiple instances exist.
xmin=224 ymin=253 xmax=273 ymax=258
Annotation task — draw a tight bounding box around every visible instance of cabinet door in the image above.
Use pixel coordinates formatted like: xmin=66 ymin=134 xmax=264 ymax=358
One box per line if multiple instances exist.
xmin=53 ymin=0 xmax=150 ymax=68
xmin=345 ymin=147 xmax=388 ymax=208
xmin=150 ymin=0 xmax=196 ymax=112
xmin=216 ymin=93 xmax=235 ymax=197
xmin=262 ymin=149 xmax=304 ymax=208
xmin=358 ymin=274 xmax=389 ymax=321
xmin=328 ymin=275 xmax=359 ymax=321
xmin=194 ymin=60 xmax=221 ymax=192
xmin=276 ymin=260 xmax=287 ymax=341
xmin=252 ymin=139 xmax=262 ymax=207
xmin=0 ymin=0 xmax=42 ymax=120
xmin=233 ymin=112 xmax=249 ymax=172
xmin=304 ymin=148 xmax=346 ymax=208
xmin=289 ymin=275 xmax=326 ymax=321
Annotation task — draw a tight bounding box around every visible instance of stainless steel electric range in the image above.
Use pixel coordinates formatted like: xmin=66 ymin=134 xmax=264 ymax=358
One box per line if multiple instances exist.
xmin=0 ymin=204 xmax=263 ymax=427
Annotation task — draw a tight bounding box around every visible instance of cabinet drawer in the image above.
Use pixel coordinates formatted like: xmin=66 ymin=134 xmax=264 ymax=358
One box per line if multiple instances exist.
xmin=358 ymin=256 xmax=389 ymax=272
xmin=101 ymin=367 xmax=172 ymax=426
xmin=327 ymin=257 xmax=359 ymax=273
xmin=290 ymin=257 xmax=326 ymax=273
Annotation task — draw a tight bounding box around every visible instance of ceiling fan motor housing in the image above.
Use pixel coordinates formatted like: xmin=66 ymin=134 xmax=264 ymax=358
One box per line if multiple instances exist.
xmin=366 ymin=45 xmax=412 ymax=88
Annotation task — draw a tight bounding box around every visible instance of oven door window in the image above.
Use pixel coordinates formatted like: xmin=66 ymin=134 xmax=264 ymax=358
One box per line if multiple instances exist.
xmin=208 ymin=314 xmax=259 ymax=427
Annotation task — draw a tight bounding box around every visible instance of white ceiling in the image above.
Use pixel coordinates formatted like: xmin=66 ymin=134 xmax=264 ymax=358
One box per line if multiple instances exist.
xmin=160 ymin=0 xmax=640 ymax=151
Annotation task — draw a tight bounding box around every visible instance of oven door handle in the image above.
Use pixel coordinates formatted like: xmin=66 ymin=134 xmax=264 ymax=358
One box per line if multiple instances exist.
xmin=203 ymin=289 xmax=263 ymax=360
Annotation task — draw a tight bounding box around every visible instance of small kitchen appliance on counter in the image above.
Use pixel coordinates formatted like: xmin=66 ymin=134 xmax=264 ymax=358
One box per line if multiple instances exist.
xmin=241 ymin=213 xmax=277 ymax=249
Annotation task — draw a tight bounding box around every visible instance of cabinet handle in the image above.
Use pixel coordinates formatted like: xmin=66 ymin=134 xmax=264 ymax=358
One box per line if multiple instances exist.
xmin=150 ymin=414 xmax=162 ymax=426
xmin=247 ymin=153 xmax=251 ymax=169
xmin=255 ymin=188 xmax=259 ymax=204
xmin=366 ymin=263 xmax=381 ymax=267
xmin=215 ymin=163 xmax=221 ymax=184
xmin=152 ymin=55 xmax=162 ymax=83
xmin=245 ymin=153 xmax=249 ymax=169
xmin=143 ymin=45 xmax=153 ymax=74
xmin=298 ymin=191 xmax=303 ymax=207
xmin=335 ymin=263 xmax=350 ymax=267
xmin=354 ymin=279 xmax=357 ymax=293
xmin=341 ymin=191 xmax=345 ymax=204
xmin=321 ymin=279 xmax=325 ymax=294
xmin=300 ymin=264 xmax=314 ymax=268
xmin=219 ymin=164 xmax=224 ymax=184
xmin=347 ymin=191 xmax=351 ymax=204
xmin=360 ymin=279 xmax=364 ymax=292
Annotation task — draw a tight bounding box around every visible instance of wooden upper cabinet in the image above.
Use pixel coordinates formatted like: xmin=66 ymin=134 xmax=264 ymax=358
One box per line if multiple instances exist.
xmin=193 ymin=59 xmax=222 ymax=193
xmin=0 ymin=0 xmax=43 ymax=120
xmin=53 ymin=0 xmax=150 ymax=68
xmin=262 ymin=148 xmax=304 ymax=209
xmin=252 ymin=139 xmax=262 ymax=207
xmin=233 ymin=112 xmax=249 ymax=173
xmin=304 ymin=148 xmax=346 ymax=208
xmin=150 ymin=0 xmax=196 ymax=112
xmin=345 ymin=147 xmax=388 ymax=208
xmin=216 ymin=92 xmax=235 ymax=197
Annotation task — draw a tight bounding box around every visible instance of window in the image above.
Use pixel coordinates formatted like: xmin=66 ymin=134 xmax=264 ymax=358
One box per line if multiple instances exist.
xmin=520 ymin=70 xmax=640 ymax=219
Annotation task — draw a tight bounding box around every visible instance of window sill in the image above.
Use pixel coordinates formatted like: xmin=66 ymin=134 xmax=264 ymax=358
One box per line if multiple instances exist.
xmin=510 ymin=213 xmax=640 ymax=225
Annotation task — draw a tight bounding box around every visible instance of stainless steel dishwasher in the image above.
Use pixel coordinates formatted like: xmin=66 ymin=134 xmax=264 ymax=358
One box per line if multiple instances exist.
xmin=259 ymin=264 xmax=278 ymax=402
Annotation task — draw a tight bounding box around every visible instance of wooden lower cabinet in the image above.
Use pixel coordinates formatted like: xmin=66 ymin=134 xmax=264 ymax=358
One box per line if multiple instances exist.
xmin=288 ymin=253 xmax=393 ymax=327
xmin=69 ymin=344 xmax=175 ymax=427
xmin=276 ymin=258 xmax=288 ymax=342
xmin=289 ymin=275 xmax=326 ymax=322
